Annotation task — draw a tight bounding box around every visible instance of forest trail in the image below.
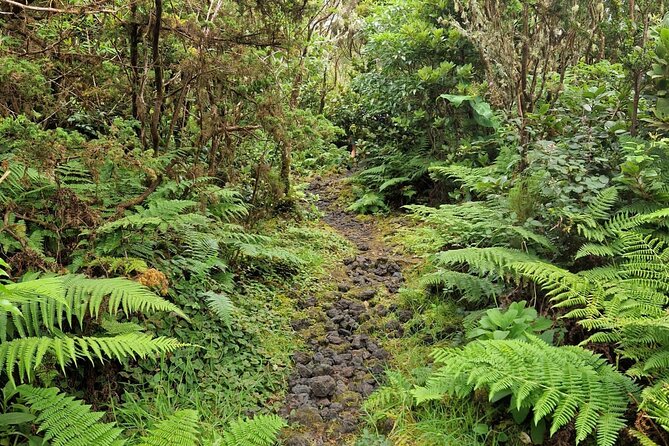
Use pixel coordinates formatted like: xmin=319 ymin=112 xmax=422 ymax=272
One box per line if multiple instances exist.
xmin=280 ymin=175 xmax=409 ymax=445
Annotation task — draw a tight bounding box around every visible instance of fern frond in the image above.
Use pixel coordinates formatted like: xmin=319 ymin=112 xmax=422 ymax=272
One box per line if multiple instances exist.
xmin=414 ymin=338 xmax=637 ymax=446
xmin=641 ymin=381 xmax=669 ymax=432
xmin=17 ymin=384 xmax=126 ymax=446
xmin=0 ymin=333 xmax=188 ymax=383
xmin=433 ymin=247 xmax=537 ymax=277
xmin=136 ymin=410 xmax=200 ymax=446
xmin=2 ymin=275 xmax=185 ymax=340
xmin=202 ymin=291 xmax=234 ymax=329
xmin=418 ymin=269 xmax=500 ymax=303
xmin=220 ymin=414 xmax=286 ymax=446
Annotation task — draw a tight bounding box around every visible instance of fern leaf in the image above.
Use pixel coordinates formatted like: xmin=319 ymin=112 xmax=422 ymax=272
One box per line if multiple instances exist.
xmin=414 ymin=338 xmax=637 ymax=446
xmin=202 ymin=291 xmax=234 ymax=329
xmin=136 ymin=410 xmax=200 ymax=446
xmin=220 ymin=414 xmax=286 ymax=446
xmin=17 ymin=385 xmax=126 ymax=446
xmin=0 ymin=334 xmax=188 ymax=384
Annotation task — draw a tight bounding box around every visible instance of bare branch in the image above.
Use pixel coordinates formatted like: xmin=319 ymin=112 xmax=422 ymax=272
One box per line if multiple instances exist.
xmin=0 ymin=0 xmax=116 ymax=14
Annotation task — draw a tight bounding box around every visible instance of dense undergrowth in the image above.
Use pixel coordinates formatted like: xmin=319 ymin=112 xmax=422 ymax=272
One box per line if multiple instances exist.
xmin=339 ymin=2 xmax=669 ymax=446
xmin=5 ymin=0 xmax=669 ymax=445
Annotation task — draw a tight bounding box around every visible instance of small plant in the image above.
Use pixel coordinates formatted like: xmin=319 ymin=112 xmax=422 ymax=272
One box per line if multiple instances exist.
xmin=346 ymin=192 xmax=389 ymax=214
xmin=466 ymin=301 xmax=555 ymax=343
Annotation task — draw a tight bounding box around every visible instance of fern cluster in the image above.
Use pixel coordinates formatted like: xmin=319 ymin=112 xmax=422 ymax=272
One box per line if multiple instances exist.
xmin=406 ymin=201 xmax=555 ymax=252
xmin=0 ymin=266 xmax=188 ymax=384
xmin=11 ymin=385 xmax=286 ymax=446
xmin=414 ymin=337 xmax=638 ymax=446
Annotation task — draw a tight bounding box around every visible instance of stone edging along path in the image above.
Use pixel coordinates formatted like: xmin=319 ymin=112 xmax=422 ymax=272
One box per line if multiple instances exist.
xmin=281 ymin=176 xmax=408 ymax=446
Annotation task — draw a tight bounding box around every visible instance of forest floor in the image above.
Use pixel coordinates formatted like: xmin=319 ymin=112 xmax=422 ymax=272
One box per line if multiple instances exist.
xmin=280 ymin=174 xmax=414 ymax=445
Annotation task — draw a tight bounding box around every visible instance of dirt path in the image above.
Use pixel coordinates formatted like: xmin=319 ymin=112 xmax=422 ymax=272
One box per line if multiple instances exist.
xmin=280 ymin=175 xmax=407 ymax=446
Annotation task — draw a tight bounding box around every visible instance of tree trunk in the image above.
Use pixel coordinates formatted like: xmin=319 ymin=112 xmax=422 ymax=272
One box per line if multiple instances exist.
xmin=129 ymin=2 xmax=139 ymax=121
xmin=150 ymin=0 xmax=163 ymax=152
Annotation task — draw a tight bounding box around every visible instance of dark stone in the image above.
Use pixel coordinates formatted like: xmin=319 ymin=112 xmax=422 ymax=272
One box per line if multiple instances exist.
xmin=326 ymin=332 xmax=343 ymax=345
xmin=397 ymin=310 xmax=413 ymax=324
xmin=338 ymin=328 xmax=352 ymax=337
xmin=338 ymin=283 xmax=351 ymax=292
xmin=290 ymin=318 xmax=311 ymax=331
xmin=335 ymin=381 xmax=348 ymax=395
xmin=377 ymin=417 xmax=395 ymax=434
xmin=385 ymin=320 xmax=401 ymax=331
xmin=310 ymin=375 xmax=337 ymax=397
xmin=373 ymin=266 xmax=387 ymax=276
xmin=370 ymin=364 xmax=385 ymax=375
xmin=284 ymin=435 xmax=311 ymax=446
xmin=293 ymin=352 xmax=311 ymax=364
xmin=290 ymin=407 xmax=323 ymax=425
xmin=337 ymin=413 xmax=358 ymax=433
xmin=291 ymin=384 xmax=311 ymax=395
xmin=322 ymin=348 xmax=336 ymax=357
xmin=358 ymin=382 xmax=375 ymax=397
xmin=316 ymin=398 xmax=331 ymax=407
xmin=343 ymin=257 xmax=355 ymax=265
xmin=358 ymin=289 xmax=376 ymax=301
xmin=375 ymin=305 xmax=388 ymax=317
xmin=297 ymin=364 xmax=312 ymax=378
xmin=338 ymin=299 xmax=353 ymax=309
xmin=313 ymin=364 xmax=334 ymax=376
xmin=297 ymin=297 xmax=317 ymax=309
xmin=334 ymin=353 xmax=352 ymax=364
xmin=339 ymin=366 xmax=355 ymax=378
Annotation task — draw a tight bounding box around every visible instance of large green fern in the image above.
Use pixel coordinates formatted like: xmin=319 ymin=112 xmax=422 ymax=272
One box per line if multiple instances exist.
xmin=0 ymin=272 xmax=189 ymax=384
xmin=1 ymin=334 xmax=187 ymax=384
xmin=17 ymin=385 xmax=126 ymax=446
xmin=136 ymin=409 xmax=200 ymax=446
xmin=2 ymin=274 xmax=186 ymax=339
xmin=414 ymin=337 xmax=639 ymax=446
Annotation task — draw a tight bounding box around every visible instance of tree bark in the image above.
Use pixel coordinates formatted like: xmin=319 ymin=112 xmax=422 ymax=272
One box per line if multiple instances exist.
xmin=129 ymin=2 xmax=139 ymax=121
xmin=150 ymin=0 xmax=163 ymax=152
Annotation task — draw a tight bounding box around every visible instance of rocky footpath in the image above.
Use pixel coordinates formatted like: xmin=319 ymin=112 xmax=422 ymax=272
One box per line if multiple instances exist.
xmin=281 ymin=176 xmax=406 ymax=445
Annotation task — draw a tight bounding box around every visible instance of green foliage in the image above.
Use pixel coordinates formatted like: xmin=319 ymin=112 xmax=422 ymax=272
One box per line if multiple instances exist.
xmin=405 ymin=202 xmax=555 ymax=252
xmin=648 ymin=16 xmax=669 ymax=131
xmin=0 ymin=270 xmax=188 ymax=384
xmin=11 ymin=385 xmax=285 ymax=446
xmin=16 ymin=385 xmax=125 ymax=446
xmin=363 ymin=369 xmax=512 ymax=445
xmin=220 ymin=414 xmax=286 ymax=446
xmin=202 ymin=291 xmax=235 ymax=329
xmin=466 ymin=301 xmax=554 ymax=343
xmin=418 ymin=269 xmax=500 ymax=304
xmin=641 ymin=381 xmax=669 ymax=433
xmin=346 ymin=192 xmax=389 ymax=214
xmin=136 ymin=410 xmax=199 ymax=446
xmin=330 ymin=0 xmax=492 ymax=205
xmin=414 ymin=338 xmax=639 ymax=446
